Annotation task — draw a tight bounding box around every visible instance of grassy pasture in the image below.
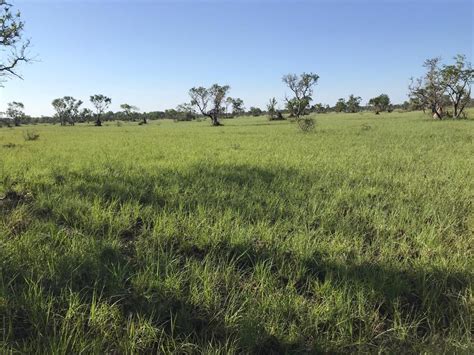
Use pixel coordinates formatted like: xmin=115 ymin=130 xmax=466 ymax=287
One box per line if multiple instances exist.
xmin=0 ymin=111 xmax=473 ymax=353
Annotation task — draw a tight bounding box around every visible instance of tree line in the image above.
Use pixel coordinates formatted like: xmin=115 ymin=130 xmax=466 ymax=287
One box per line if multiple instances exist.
xmin=1 ymin=1 xmax=473 ymax=128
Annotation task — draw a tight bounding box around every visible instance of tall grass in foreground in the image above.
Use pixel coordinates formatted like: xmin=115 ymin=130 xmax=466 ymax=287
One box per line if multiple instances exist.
xmin=0 ymin=111 xmax=473 ymax=353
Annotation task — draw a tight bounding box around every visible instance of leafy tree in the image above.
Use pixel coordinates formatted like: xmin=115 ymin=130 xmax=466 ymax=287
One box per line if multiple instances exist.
xmin=0 ymin=0 xmax=31 ymax=85
xmin=231 ymin=98 xmax=245 ymax=116
xmin=311 ymin=103 xmax=328 ymax=114
xmin=120 ymin=104 xmax=139 ymax=120
xmin=90 ymin=94 xmax=111 ymax=126
xmin=52 ymin=96 xmax=83 ymax=125
xmin=224 ymin=97 xmax=233 ymax=117
xmin=80 ymin=108 xmax=93 ymax=123
xmin=248 ymin=106 xmax=263 ymax=116
xmin=334 ymin=98 xmax=347 ymax=113
xmin=282 ymin=72 xmax=319 ymax=119
xmin=6 ymin=101 xmax=24 ymax=126
xmin=440 ymin=54 xmax=473 ymax=118
xmin=368 ymin=94 xmax=391 ymax=114
xmin=409 ymin=58 xmax=446 ymax=119
xmin=120 ymin=103 xmax=142 ymax=123
xmin=176 ymin=103 xmax=196 ymax=121
xmin=189 ymin=84 xmax=230 ymax=126
xmin=346 ymin=94 xmax=362 ymax=113
xmin=409 ymin=55 xmax=473 ymax=119
xmin=267 ymin=97 xmax=284 ymax=120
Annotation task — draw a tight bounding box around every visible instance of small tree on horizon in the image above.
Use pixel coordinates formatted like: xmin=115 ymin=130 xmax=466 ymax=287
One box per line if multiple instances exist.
xmin=6 ymin=101 xmax=25 ymax=126
xmin=368 ymin=94 xmax=391 ymax=114
xmin=80 ymin=108 xmax=93 ymax=123
xmin=282 ymin=72 xmax=319 ymax=119
xmin=408 ymin=57 xmax=445 ymax=119
xmin=120 ymin=103 xmax=141 ymax=122
xmin=440 ymin=54 xmax=473 ymax=118
xmin=334 ymin=98 xmax=347 ymax=113
xmin=189 ymin=84 xmax=230 ymax=126
xmin=231 ymin=98 xmax=245 ymax=116
xmin=346 ymin=94 xmax=362 ymax=113
xmin=90 ymin=94 xmax=112 ymax=126
xmin=52 ymin=96 xmax=83 ymax=125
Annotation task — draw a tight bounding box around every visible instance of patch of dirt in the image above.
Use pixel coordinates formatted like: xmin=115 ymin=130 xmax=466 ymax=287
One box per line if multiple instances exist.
xmin=0 ymin=191 xmax=32 ymax=211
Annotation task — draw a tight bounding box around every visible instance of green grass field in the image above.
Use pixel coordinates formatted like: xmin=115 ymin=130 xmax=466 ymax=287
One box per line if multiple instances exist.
xmin=1 ymin=111 xmax=473 ymax=353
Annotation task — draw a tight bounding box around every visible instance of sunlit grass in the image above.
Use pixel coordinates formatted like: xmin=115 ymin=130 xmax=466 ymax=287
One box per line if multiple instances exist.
xmin=1 ymin=111 xmax=473 ymax=352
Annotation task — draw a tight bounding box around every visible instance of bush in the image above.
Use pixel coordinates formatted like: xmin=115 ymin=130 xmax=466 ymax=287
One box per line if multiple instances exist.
xmin=23 ymin=130 xmax=40 ymax=141
xmin=297 ymin=117 xmax=315 ymax=132
xmin=268 ymin=111 xmax=285 ymax=121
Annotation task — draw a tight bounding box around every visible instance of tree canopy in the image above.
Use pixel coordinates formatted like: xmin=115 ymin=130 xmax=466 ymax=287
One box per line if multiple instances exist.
xmin=189 ymin=84 xmax=230 ymax=126
xmin=282 ymin=72 xmax=319 ymax=119
xmin=0 ymin=0 xmax=31 ymax=85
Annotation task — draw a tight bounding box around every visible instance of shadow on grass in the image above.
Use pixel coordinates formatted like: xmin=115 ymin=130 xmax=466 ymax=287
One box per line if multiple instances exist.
xmin=2 ymin=162 xmax=471 ymax=352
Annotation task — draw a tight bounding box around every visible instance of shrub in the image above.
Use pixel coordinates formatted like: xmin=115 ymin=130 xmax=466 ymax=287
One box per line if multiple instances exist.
xmin=23 ymin=130 xmax=40 ymax=141
xmin=297 ymin=117 xmax=315 ymax=132
xmin=268 ymin=111 xmax=285 ymax=121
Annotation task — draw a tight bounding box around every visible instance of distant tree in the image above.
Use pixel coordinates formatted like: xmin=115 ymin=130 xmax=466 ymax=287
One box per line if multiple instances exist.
xmin=248 ymin=106 xmax=263 ymax=116
xmin=334 ymin=98 xmax=347 ymax=113
xmin=440 ymin=54 xmax=473 ymax=118
xmin=80 ymin=108 xmax=93 ymax=123
xmin=6 ymin=101 xmax=24 ymax=126
xmin=144 ymin=111 xmax=165 ymax=120
xmin=120 ymin=103 xmax=141 ymax=123
xmin=231 ymin=98 xmax=245 ymax=116
xmin=90 ymin=94 xmax=111 ymax=126
xmin=52 ymin=96 xmax=83 ymax=125
xmin=224 ymin=97 xmax=233 ymax=117
xmin=368 ymin=94 xmax=391 ymax=114
xmin=0 ymin=0 xmax=32 ymax=85
xmin=409 ymin=58 xmax=446 ymax=119
xmin=164 ymin=109 xmax=179 ymax=120
xmin=189 ymin=84 xmax=230 ymax=126
xmin=267 ymin=97 xmax=284 ymax=120
xmin=176 ymin=103 xmax=196 ymax=121
xmin=282 ymin=72 xmax=319 ymax=119
xmin=311 ymin=103 xmax=327 ymax=113
xmin=346 ymin=94 xmax=362 ymax=113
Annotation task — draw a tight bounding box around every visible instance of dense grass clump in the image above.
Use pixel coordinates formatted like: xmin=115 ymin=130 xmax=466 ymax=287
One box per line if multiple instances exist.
xmin=0 ymin=111 xmax=473 ymax=353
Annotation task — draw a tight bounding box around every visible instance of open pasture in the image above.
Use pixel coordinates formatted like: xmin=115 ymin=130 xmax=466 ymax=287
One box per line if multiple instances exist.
xmin=0 ymin=111 xmax=473 ymax=353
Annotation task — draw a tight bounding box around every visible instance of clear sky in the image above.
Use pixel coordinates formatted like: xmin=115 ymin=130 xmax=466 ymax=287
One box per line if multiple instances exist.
xmin=0 ymin=0 xmax=472 ymax=116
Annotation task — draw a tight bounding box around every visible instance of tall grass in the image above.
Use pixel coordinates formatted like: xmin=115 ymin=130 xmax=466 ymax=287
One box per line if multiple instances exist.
xmin=0 ymin=111 xmax=473 ymax=352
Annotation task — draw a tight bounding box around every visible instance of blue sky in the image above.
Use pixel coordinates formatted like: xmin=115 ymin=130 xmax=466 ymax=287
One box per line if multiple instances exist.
xmin=0 ymin=0 xmax=472 ymax=116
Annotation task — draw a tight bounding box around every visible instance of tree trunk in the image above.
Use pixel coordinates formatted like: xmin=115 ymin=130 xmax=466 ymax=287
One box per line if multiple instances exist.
xmin=432 ymin=104 xmax=442 ymax=119
xmin=142 ymin=117 xmax=147 ymax=124
xmin=211 ymin=115 xmax=221 ymax=126
xmin=95 ymin=117 xmax=102 ymax=126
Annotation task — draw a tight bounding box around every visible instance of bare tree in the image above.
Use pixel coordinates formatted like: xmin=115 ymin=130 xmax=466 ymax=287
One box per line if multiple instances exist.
xmin=0 ymin=0 xmax=32 ymax=85
xmin=189 ymin=84 xmax=230 ymax=126
xmin=90 ymin=94 xmax=111 ymax=126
